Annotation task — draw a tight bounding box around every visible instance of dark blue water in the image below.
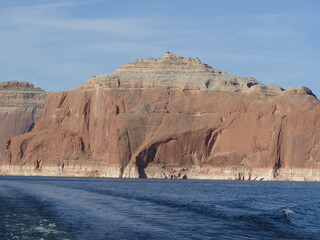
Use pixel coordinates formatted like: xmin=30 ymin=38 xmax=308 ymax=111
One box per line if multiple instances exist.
xmin=0 ymin=177 xmax=319 ymax=240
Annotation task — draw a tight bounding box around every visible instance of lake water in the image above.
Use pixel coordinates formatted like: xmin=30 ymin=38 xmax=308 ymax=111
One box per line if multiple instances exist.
xmin=0 ymin=176 xmax=319 ymax=240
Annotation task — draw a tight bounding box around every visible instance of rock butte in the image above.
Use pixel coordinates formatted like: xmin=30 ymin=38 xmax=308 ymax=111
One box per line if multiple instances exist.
xmin=0 ymin=81 xmax=46 ymax=159
xmin=1 ymin=52 xmax=320 ymax=181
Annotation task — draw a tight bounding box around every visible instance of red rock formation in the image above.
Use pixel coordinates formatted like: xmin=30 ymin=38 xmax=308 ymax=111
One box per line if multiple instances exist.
xmin=0 ymin=81 xmax=46 ymax=159
xmin=1 ymin=53 xmax=320 ymax=181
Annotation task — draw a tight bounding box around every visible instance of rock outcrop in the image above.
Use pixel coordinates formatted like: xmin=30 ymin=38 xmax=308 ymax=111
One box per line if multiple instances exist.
xmin=0 ymin=81 xmax=46 ymax=159
xmin=1 ymin=53 xmax=320 ymax=181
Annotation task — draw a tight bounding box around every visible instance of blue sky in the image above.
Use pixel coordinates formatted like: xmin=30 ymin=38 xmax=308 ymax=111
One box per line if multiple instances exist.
xmin=0 ymin=0 xmax=320 ymax=97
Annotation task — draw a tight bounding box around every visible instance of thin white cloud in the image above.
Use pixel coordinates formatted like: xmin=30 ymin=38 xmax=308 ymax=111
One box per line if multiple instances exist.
xmin=247 ymin=28 xmax=299 ymax=39
xmin=0 ymin=3 xmax=159 ymax=37
xmin=19 ymin=17 xmax=159 ymax=36
xmin=6 ymin=0 xmax=100 ymax=10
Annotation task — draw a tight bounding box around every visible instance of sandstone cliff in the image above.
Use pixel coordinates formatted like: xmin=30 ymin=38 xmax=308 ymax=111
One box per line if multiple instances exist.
xmin=0 ymin=81 xmax=46 ymax=159
xmin=1 ymin=53 xmax=320 ymax=181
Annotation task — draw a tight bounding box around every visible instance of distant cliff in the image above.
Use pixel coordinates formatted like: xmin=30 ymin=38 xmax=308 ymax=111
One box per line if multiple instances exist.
xmin=0 ymin=81 xmax=46 ymax=158
xmin=1 ymin=53 xmax=320 ymax=181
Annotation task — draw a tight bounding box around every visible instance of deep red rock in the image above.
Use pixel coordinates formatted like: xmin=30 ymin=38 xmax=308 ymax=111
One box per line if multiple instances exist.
xmin=1 ymin=53 xmax=320 ymax=181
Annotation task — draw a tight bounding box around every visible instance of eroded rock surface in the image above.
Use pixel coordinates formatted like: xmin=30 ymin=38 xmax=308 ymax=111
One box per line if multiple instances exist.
xmin=0 ymin=81 xmax=46 ymax=158
xmin=1 ymin=53 xmax=320 ymax=181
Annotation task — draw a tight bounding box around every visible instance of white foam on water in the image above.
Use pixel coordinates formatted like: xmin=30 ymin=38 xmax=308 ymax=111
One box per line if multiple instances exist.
xmin=32 ymin=222 xmax=63 ymax=236
xmin=281 ymin=206 xmax=295 ymax=216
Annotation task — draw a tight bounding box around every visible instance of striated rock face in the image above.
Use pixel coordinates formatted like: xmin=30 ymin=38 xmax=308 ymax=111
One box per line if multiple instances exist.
xmin=1 ymin=53 xmax=320 ymax=181
xmin=0 ymin=81 xmax=46 ymax=159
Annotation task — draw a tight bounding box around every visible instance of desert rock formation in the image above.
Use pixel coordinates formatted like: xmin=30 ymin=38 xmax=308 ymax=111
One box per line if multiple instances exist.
xmin=0 ymin=81 xmax=46 ymax=158
xmin=1 ymin=53 xmax=320 ymax=181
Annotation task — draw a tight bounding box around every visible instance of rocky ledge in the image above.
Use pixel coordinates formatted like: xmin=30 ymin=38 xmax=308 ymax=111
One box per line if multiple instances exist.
xmin=0 ymin=81 xmax=46 ymax=158
xmin=79 ymin=52 xmax=314 ymax=97
xmin=1 ymin=53 xmax=320 ymax=181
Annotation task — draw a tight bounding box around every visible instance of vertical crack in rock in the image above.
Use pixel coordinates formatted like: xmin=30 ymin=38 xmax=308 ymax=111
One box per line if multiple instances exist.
xmin=18 ymin=138 xmax=31 ymax=160
xmin=26 ymin=122 xmax=36 ymax=132
xmin=122 ymin=101 xmax=126 ymax=113
xmin=35 ymin=160 xmax=42 ymax=170
xmin=205 ymin=79 xmax=212 ymax=89
xmin=115 ymin=105 xmax=120 ymax=115
xmin=83 ymin=97 xmax=91 ymax=130
xmin=5 ymin=139 xmax=11 ymax=150
xmin=273 ymin=117 xmax=285 ymax=178
xmin=80 ymin=137 xmax=85 ymax=152
xmin=204 ymin=129 xmax=219 ymax=157
xmin=57 ymin=93 xmax=67 ymax=109
xmin=125 ymin=128 xmax=132 ymax=161
xmin=82 ymin=95 xmax=91 ymax=152
xmin=119 ymin=128 xmax=132 ymax=177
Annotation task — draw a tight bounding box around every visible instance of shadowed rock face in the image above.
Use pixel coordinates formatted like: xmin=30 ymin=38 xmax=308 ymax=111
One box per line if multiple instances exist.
xmin=1 ymin=53 xmax=320 ymax=181
xmin=0 ymin=81 xmax=46 ymax=158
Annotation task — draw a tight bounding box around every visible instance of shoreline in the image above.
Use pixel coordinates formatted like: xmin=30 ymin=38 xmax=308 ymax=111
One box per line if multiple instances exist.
xmin=1 ymin=168 xmax=320 ymax=182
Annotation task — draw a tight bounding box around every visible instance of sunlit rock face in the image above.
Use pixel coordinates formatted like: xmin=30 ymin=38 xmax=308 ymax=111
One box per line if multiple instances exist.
xmin=0 ymin=81 xmax=46 ymax=159
xmin=1 ymin=53 xmax=320 ymax=181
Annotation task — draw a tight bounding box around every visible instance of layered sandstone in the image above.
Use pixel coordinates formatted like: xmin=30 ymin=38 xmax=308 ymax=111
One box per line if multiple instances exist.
xmin=1 ymin=53 xmax=320 ymax=181
xmin=0 ymin=81 xmax=46 ymax=158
